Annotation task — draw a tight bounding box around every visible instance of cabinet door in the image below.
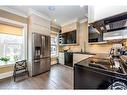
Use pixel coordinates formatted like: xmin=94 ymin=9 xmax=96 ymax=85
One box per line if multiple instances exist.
xmin=61 ymin=33 xmax=67 ymax=44
xmin=59 ymin=53 xmax=64 ymax=65
xmin=71 ymin=30 xmax=76 ymax=44
xmin=88 ymin=25 xmax=103 ymax=43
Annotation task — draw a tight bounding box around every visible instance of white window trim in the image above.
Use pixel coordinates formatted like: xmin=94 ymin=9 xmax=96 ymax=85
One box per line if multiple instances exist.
xmin=51 ymin=33 xmax=59 ymax=58
xmin=0 ymin=17 xmax=27 ymax=66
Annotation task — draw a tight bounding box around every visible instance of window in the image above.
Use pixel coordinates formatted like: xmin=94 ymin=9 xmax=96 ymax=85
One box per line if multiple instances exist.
xmin=51 ymin=35 xmax=58 ymax=56
xmin=0 ymin=23 xmax=26 ymax=63
xmin=0 ymin=33 xmax=24 ymax=62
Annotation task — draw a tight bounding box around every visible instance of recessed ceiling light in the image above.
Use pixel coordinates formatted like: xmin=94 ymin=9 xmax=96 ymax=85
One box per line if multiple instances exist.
xmin=80 ymin=5 xmax=84 ymax=8
xmin=54 ymin=19 xmax=56 ymax=22
xmin=48 ymin=6 xmax=55 ymax=11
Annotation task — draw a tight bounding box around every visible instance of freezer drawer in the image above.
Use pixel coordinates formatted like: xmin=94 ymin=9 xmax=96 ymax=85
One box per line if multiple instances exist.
xmin=32 ymin=59 xmax=41 ymax=76
xmin=40 ymin=58 xmax=51 ymax=73
xmin=32 ymin=58 xmax=51 ymax=76
xmin=40 ymin=59 xmax=46 ymax=73
xmin=45 ymin=58 xmax=51 ymax=71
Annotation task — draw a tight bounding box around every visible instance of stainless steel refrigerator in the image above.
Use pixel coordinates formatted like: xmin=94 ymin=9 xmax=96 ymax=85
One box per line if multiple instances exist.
xmin=32 ymin=33 xmax=51 ymax=76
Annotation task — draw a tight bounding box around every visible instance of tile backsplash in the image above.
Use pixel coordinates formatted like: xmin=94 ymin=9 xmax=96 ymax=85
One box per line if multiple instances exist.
xmin=86 ymin=44 xmax=113 ymax=54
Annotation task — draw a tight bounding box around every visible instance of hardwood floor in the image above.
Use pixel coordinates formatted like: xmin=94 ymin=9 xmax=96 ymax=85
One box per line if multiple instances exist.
xmin=0 ymin=64 xmax=73 ymax=89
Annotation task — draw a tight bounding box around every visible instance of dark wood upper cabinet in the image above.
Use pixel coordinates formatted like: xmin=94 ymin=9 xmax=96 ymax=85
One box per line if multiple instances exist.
xmin=59 ymin=30 xmax=77 ymax=44
xmin=89 ymin=12 xmax=127 ymax=43
xmin=88 ymin=25 xmax=103 ymax=43
xmin=59 ymin=22 xmax=79 ymax=45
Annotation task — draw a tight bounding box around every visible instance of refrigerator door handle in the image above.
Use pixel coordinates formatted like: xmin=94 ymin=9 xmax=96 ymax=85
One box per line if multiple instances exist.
xmin=34 ymin=60 xmax=40 ymax=63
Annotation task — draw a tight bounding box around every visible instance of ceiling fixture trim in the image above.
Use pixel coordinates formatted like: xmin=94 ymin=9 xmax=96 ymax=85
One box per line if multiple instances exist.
xmin=48 ymin=6 xmax=55 ymax=11
xmin=61 ymin=18 xmax=78 ymax=26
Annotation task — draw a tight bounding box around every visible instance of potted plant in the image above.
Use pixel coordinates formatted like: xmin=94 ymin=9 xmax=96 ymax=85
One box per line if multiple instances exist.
xmin=14 ymin=55 xmax=19 ymax=62
xmin=0 ymin=56 xmax=10 ymax=64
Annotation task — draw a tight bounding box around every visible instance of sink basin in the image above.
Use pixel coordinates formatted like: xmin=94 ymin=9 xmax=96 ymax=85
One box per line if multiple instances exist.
xmin=88 ymin=57 xmax=114 ymax=70
xmin=89 ymin=63 xmax=108 ymax=70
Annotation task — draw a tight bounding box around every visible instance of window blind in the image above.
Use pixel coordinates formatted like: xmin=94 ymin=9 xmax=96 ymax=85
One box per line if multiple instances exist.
xmin=0 ymin=24 xmax=23 ymax=36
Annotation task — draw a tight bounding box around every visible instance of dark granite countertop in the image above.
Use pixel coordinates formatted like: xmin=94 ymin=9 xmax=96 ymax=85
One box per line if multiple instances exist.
xmin=74 ymin=54 xmax=127 ymax=78
xmin=59 ymin=51 xmax=96 ymax=55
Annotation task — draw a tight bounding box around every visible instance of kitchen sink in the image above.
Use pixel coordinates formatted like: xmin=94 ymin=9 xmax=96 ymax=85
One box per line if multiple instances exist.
xmin=88 ymin=57 xmax=126 ymax=74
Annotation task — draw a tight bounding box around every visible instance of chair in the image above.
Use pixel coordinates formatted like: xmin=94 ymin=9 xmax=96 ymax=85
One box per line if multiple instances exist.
xmin=13 ymin=60 xmax=29 ymax=82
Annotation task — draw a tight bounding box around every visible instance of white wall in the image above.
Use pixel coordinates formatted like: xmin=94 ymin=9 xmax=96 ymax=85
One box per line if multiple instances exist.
xmin=88 ymin=6 xmax=127 ymax=23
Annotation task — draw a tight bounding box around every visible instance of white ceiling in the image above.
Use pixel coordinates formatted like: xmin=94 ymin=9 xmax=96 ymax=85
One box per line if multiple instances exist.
xmin=1 ymin=6 xmax=88 ymax=26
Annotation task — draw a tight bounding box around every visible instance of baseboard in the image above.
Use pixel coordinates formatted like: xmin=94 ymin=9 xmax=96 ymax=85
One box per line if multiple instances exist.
xmin=0 ymin=71 xmax=13 ymax=79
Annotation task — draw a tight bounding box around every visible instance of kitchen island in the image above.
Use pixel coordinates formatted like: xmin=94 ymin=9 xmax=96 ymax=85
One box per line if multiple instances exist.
xmin=74 ymin=54 xmax=127 ymax=89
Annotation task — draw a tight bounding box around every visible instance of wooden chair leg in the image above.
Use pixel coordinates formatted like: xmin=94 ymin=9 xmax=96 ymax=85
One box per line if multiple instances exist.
xmin=14 ymin=76 xmax=16 ymax=82
xmin=28 ymin=72 xmax=29 ymax=77
xmin=13 ymin=72 xmax=16 ymax=82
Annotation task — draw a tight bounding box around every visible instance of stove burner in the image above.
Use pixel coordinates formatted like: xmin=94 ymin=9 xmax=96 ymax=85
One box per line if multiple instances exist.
xmin=108 ymin=81 xmax=127 ymax=90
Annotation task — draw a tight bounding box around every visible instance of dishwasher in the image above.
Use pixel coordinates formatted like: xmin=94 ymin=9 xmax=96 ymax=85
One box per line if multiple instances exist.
xmin=64 ymin=52 xmax=73 ymax=67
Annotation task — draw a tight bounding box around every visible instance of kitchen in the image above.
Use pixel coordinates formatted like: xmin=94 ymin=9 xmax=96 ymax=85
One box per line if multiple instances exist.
xmin=74 ymin=6 xmax=127 ymax=89
xmin=0 ymin=6 xmax=127 ymax=90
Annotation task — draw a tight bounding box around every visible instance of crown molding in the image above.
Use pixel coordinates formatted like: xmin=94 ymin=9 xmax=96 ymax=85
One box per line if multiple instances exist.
xmin=29 ymin=9 xmax=51 ymax=21
xmin=0 ymin=7 xmax=51 ymax=21
xmin=61 ymin=18 xmax=78 ymax=26
xmin=0 ymin=17 xmax=27 ymax=27
xmin=0 ymin=7 xmax=28 ymax=18
xmin=79 ymin=18 xmax=88 ymax=23
xmin=51 ymin=22 xmax=61 ymax=29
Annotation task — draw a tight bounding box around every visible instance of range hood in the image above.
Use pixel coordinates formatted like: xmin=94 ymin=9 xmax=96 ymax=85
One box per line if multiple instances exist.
xmin=103 ymin=18 xmax=127 ymax=40
xmin=91 ymin=12 xmax=127 ymax=41
xmin=103 ymin=29 xmax=127 ymax=40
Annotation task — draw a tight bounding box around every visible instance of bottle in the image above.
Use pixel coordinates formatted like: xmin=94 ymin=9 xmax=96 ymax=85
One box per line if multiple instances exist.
xmin=81 ymin=49 xmax=83 ymax=52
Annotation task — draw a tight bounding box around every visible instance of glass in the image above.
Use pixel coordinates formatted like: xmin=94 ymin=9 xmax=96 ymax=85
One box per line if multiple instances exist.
xmin=51 ymin=36 xmax=58 ymax=56
xmin=0 ymin=33 xmax=24 ymax=62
